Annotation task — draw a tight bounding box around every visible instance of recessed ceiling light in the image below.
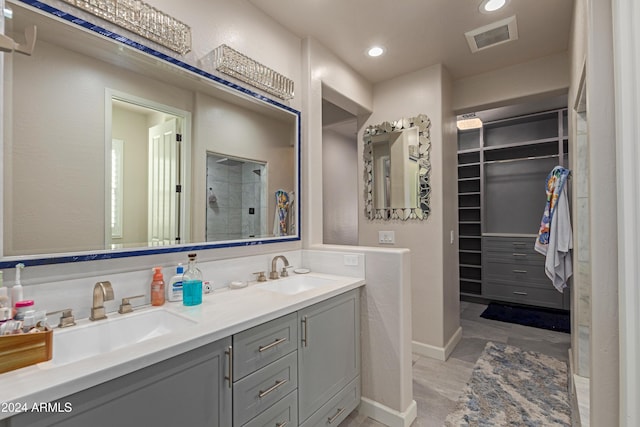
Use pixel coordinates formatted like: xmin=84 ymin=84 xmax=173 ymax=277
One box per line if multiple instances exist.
xmin=367 ymin=46 xmax=384 ymax=57
xmin=480 ymin=0 xmax=508 ymax=13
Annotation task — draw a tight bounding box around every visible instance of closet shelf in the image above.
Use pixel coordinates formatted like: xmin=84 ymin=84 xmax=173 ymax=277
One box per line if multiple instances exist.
xmin=459 ymin=249 xmax=482 ymax=254
xmin=457 ymin=162 xmax=480 ymax=168
xmin=458 ymin=207 xmax=481 ymax=210
xmin=458 ymin=192 xmax=481 ymax=196
xmin=457 ymin=177 xmax=480 ymax=182
xmin=459 ymin=235 xmax=481 ymax=239
xmin=460 ymin=263 xmax=482 ymax=269
xmin=483 ymin=137 xmax=561 ymax=151
xmin=459 ymin=221 xmax=481 ymax=224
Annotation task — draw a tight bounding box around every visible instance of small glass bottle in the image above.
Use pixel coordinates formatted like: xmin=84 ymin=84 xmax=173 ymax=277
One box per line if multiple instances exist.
xmin=182 ymin=253 xmax=203 ymax=306
xmin=150 ymin=266 xmax=165 ymax=306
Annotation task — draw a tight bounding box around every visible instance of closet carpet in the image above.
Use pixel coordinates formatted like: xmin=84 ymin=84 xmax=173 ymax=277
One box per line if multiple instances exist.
xmin=339 ymin=301 xmax=571 ymax=427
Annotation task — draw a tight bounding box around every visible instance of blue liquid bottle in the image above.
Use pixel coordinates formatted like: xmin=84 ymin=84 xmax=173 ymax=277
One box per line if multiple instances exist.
xmin=182 ymin=253 xmax=203 ymax=306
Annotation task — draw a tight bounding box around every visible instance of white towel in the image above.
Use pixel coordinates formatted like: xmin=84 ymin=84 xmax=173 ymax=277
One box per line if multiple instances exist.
xmin=544 ymin=185 xmax=573 ymax=292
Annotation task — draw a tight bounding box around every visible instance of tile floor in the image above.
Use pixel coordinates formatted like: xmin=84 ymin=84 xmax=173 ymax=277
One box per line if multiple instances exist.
xmin=340 ymin=301 xmax=572 ymax=427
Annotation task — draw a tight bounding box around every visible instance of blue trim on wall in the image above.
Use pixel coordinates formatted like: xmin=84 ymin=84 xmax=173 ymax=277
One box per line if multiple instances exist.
xmin=5 ymin=0 xmax=302 ymax=269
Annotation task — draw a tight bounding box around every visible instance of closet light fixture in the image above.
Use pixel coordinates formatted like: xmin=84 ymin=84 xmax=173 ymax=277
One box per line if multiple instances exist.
xmin=367 ymin=46 xmax=384 ymax=57
xmin=457 ymin=114 xmax=483 ymax=130
xmin=480 ymin=0 xmax=508 ymax=13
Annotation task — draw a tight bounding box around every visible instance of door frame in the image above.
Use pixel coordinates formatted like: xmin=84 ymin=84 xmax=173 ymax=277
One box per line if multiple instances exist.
xmin=104 ymin=88 xmax=192 ymax=248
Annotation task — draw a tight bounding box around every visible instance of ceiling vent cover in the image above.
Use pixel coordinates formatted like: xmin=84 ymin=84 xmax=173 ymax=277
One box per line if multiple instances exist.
xmin=465 ymin=15 xmax=518 ymax=53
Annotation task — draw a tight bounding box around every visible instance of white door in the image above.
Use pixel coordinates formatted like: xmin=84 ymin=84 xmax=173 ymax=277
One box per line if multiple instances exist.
xmin=148 ymin=118 xmax=180 ymax=245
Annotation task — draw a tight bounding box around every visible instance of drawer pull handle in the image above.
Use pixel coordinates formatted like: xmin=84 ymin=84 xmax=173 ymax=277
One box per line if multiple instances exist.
xmin=259 ymin=379 xmax=288 ymax=398
xmin=512 ymin=269 xmax=528 ymax=274
xmin=275 ymin=422 xmax=289 ymax=427
xmin=259 ymin=337 xmax=288 ymax=352
xmin=513 ymin=291 xmax=528 ymax=296
xmin=301 ymin=316 xmax=308 ymax=347
xmin=225 ymin=346 xmax=233 ymax=388
xmin=328 ymin=408 xmax=346 ymax=424
xmin=512 ymin=253 xmax=527 ymax=257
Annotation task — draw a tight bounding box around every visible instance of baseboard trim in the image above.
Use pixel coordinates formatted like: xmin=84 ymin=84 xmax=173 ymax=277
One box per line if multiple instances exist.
xmin=358 ymin=397 xmax=417 ymax=427
xmin=412 ymin=326 xmax=462 ymax=361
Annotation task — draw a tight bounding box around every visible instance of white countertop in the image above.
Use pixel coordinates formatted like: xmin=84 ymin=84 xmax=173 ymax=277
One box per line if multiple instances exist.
xmin=0 ymin=273 xmax=364 ymax=419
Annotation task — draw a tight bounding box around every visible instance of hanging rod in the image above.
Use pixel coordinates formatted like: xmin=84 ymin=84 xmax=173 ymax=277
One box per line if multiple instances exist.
xmin=484 ymin=153 xmax=559 ymax=165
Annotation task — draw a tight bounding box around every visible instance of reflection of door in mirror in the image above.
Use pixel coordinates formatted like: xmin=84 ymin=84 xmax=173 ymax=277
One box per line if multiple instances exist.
xmin=206 ymin=153 xmax=268 ymax=242
xmin=371 ymin=127 xmax=420 ymax=211
xmin=109 ymin=96 xmax=190 ymax=249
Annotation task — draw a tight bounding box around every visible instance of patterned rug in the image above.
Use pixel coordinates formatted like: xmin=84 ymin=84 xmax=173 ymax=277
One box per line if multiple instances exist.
xmin=444 ymin=342 xmax=570 ymax=426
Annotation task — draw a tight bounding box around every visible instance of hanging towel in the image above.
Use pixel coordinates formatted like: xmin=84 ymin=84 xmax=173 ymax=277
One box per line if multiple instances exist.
xmin=287 ymin=191 xmax=296 ymax=235
xmin=273 ymin=189 xmax=289 ymax=236
xmin=534 ymin=166 xmax=573 ymax=292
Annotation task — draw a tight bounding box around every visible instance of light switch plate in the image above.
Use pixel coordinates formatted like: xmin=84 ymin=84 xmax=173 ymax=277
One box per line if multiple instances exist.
xmin=378 ymin=231 xmax=395 ymax=244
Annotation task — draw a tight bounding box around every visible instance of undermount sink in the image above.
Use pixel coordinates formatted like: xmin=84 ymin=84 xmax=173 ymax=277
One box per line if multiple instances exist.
xmin=50 ymin=308 xmax=197 ymax=366
xmin=255 ymin=275 xmax=337 ymax=295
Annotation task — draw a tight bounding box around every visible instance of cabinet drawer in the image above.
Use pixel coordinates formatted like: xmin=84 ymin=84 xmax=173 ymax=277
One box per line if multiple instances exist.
xmin=484 ymin=250 xmax=544 ymax=266
xmin=234 ymin=312 xmax=298 ymax=380
xmin=300 ymin=377 xmax=360 ymax=427
xmin=483 ymin=236 xmax=538 ymax=253
xmin=484 ymin=260 xmax=548 ymax=286
xmin=483 ymin=281 xmax=564 ymax=309
xmin=233 ymin=351 xmax=298 ymax=426
xmin=242 ymin=390 xmax=298 ymax=427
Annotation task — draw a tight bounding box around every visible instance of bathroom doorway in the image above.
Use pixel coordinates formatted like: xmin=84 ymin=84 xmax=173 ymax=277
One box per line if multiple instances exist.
xmin=106 ymin=91 xmax=191 ymax=249
xmin=322 ymin=98 xmax=359 ymax=245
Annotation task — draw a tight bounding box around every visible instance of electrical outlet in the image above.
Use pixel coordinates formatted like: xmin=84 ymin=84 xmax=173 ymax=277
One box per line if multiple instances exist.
xmin=344 ymin=254 xmax=359 ymax=266
xmin=378 ymin=231 xmax=395 ymax=244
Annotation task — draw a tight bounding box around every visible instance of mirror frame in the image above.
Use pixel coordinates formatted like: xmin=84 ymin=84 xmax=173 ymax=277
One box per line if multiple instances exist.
xmin=0 ymin=0 xmax=301 ymax=268
xmin=363 ymin=114 xmax=431 ymax=221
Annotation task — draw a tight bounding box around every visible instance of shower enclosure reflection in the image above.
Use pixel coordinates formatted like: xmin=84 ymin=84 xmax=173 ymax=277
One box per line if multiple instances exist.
xmin=206 ymin=153 xmax=268 ymax=241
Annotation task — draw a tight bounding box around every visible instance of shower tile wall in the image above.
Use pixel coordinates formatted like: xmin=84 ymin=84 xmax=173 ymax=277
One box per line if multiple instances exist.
xmin=206 ymin=156 xmax=267 ymax=241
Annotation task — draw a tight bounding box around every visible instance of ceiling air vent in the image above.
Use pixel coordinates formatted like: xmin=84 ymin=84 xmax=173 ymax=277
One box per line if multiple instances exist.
xmin=465 ymin=15 xmax=518 ymax=53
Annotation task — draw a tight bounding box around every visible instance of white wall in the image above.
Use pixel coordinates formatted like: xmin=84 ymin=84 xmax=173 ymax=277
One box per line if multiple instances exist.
xmin=322 ymin=128 xmax=358 ymax=245
xmin=453 ymin=52 xmax=570 ymax=113
xmin=358 ymin=64 xmax=460 ymax=357
xmin=111 ymin=106 xmax=149 ymax=246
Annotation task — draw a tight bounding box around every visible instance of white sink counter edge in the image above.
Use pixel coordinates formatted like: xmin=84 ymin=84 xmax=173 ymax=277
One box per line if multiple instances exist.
xmin=0 ymin=273 xmax=364 ymax=419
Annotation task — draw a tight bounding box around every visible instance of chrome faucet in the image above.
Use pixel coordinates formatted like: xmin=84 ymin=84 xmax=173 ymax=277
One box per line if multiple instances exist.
xmin=269 ymin=255 xmax=290 ymax=280
xmin=90 ymin=281 xmax=114 ymax=321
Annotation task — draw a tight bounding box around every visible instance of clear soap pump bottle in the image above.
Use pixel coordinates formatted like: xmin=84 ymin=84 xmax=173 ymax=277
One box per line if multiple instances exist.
xmin=182 ymin=253 xmax=202 ymax=306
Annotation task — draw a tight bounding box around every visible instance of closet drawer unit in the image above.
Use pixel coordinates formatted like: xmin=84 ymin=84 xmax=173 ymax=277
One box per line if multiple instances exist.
xmin=484 ymin=260 xmax=548 ymax=286
xmin=483 ymin=236 xmax=538 ymax=254
xmin=242 ymin=390 xmax=298 ymax=427
xmin=233 ymin=351 xmax=298 ymax=426
xmin=484 ymin=250 xmax=544 ymax=266
xmin=299 ymin=377 xmax=360 ymax=427
xmin=483 ymin=281 xmax=564 ymax=309
xmin=233 ymin=312 xmax=298 ymax=380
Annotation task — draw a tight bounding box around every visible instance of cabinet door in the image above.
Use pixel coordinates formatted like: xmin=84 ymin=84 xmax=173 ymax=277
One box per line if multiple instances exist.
xmin=7 ymin=338 xmax=232 ymax=427
xmin=298 ymin=290 xmax=360 ymax=423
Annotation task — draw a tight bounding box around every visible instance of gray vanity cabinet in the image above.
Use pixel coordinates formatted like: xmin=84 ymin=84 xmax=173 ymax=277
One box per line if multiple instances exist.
xmin=4 ymin=337 xmax=232 ymax=427
xmin=298 ymin=289 xmax=360 ymax=426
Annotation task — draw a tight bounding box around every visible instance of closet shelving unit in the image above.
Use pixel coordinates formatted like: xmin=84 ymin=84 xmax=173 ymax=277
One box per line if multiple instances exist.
xmin=457 ymin=108 xmax=570 ymax=309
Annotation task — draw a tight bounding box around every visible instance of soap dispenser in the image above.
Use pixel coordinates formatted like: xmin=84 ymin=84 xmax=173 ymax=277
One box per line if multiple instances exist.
xmin=150 ymin=267 xmax=165 ymax=306
xmin=11 ymin=263 xmax=25 ymax=309
xmin=167 ymin=264 xmax=184 ymax=302
xmin=182 ymin=253 xmax=202 ymax=306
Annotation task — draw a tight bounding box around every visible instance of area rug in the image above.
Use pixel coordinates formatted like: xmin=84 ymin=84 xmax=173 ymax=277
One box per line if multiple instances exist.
xmin=480 ymin=302 xmax=570 ymax=333
xmin=444 ymin=342 xmax=570 ymax=427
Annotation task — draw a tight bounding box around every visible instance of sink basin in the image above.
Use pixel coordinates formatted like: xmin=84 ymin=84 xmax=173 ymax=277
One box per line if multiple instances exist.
xmin=51 ymin=308 xmax=196 ymax=366
xmin=255 ymin=275 xmax=337 ymax=295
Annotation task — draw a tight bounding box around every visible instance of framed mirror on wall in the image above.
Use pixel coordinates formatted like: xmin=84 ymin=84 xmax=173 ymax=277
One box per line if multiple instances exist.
xmin=1 ymin=0 xmax=300 ymax=268
xmin=363 ymin=114 xmax=431 ymax=220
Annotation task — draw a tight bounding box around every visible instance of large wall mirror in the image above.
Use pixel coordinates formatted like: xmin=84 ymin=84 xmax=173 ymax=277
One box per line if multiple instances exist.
xmin=1 ymin=0 xmax=300 ymax=267
xmin=363 ymin=114 xmax=431 ymax=220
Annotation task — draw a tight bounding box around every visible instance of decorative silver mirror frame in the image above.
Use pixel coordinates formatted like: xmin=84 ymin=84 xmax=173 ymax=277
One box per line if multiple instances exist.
xmin=363 ymin=114 xmax=431 ymax=220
